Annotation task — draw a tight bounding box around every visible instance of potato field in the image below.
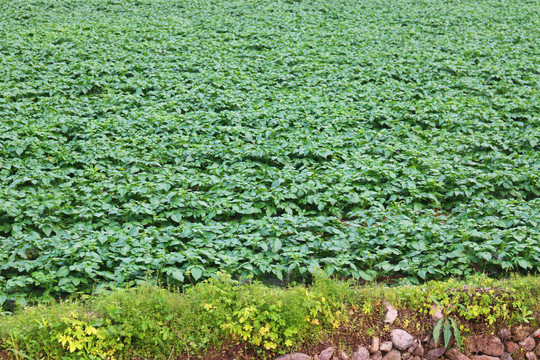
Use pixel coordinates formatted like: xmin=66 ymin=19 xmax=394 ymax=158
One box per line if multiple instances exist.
xmin=1 ymin=0 xmax=539 ymax=303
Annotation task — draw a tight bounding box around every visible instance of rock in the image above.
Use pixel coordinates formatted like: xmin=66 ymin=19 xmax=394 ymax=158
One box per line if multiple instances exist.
xmin=408 ymin=340 xmax=419 ymax=354
xmin=526 ymin=352 xmax=537 ymax=360
xmin=536 ymin=344 xmax=540 ymax=357
xmin=431 ymin=305 xmax=444 ymax=322
xmin=502 ymin=353 xmax=513 ymax=360
xmin=352 ymin=346 xmax=369 ymax=360
xmin=412 ymin=357 xmax=421 ymax=360
xmin=384 ymin=302 xmax=398 ymax=324
xmin=371 ymin=337 xmax=380 ymax=353
xmin=520 ymin=337 xmax=536 ymax=351
xmin=500 ymin=329 xmax=512 ymax=341
xmin=383 ymin=349 xmax=402 ymax=360
xmin=471 ymin=356 xmax=500 ymax=360
xmin=373 ymin=351 xmax=383 ymax=360
xmin=427 ymin=347 xmax=446 ymax=360
xmin=404 ymin=353 xmax=412 ymax=360
xmin=446 ymin=348 xmax=470 ymax=360
xmin=392 ymin=329 xmax=415 ymax=351
xmin=513 ymin=327 xmax=532 ymax=342
xmin=319 ymin=347 xmax=334 ymax=360
xmin=506 ymin=342 xmax=520 ymax=354
xmin=341 ymin=351 xmax=350 ymax=360
xmin=467 ymin=336 xmax=504 ymax=356
xmin=533 ymin=329 xmax=540 ymax=338
xmin=412 ymin=343 xmax=425 ymax=357
xmin=381 ymin=342 xmax=393 ymax=352
xmin=276 ymin=353 xmax=311 ymax=360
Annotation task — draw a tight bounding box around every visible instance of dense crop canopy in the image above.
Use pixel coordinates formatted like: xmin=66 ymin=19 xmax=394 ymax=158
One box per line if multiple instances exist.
xmin=1 ymin=0 xmax=539 ymax=301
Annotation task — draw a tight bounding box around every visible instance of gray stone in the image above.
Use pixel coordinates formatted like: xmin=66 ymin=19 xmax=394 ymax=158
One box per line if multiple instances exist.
xmin=445 ymin=348 xmax=470 ymax=360
xmin=371 ymin=337 xmax=380 ymax=353
xmin=276 ymin=353 xmax=311 ymax=360
xmin=502 ymin=352 xmax=513 ymax=360
xmin=408 ymin=340 xmax=419 ymax=354
xmin=341 ymin=351 xmax=350 ymax=360
xmin=383 ymin=349 xmax=402 ymax=360
xmin=320 ymin=347 xmax=334 ymax=360
xmin=506 ymin=342 xmax=519 ymax=354
xmin=536 ymin=344 xmax=540 ymax=357
xmin=352 ymin=346 xmax=370 ymax=360
xmin=526 ymin=352 xmax=537 ymax=360
xmin=471 ymin=356 xmax=500 ymax=360
xmin=520 ymin=337 xmax=536 ymax=351
xmin=404 ymin=353 xmax=412 ymax=360
xmin=533 ymin=329 xmax=540 ymax=338
xmin=427 ymin=347 xmax=446 ymax=360
xmin=373 ymin=351 xmax=383 ymax=360
xmin=381 ymin=342 xmax=394 ymax=352
xmin=412 ymin=343 xmax=425 ymax=357
xmin=467 ymin=336 xmax=504 ymax=357
xmin=384 ymin=302 xmax=398 ymax=324
xmin=513 ymin=327 xmax=532 ymax=342
xmin=392 ymin=330 xmax=415 ymax=351
xmin=500 ymin=329 xmax=512 ymax=341
xmin=431 ymin=305 xmax=444 ymax=322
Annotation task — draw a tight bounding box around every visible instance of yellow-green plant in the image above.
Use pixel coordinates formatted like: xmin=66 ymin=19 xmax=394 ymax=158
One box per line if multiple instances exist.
xmin=56 ymin=312 xmax=119 ymax=360
xmin=222 ymin=301 xmax=297 ymax=351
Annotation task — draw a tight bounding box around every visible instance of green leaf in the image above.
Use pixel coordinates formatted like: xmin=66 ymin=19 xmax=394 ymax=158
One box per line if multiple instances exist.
xmin=433 ymin=318 xmax=444 ymax=346
xmin=517 ymin=259 xmax=531 ymax=269
xmin=58 ymin=278 xmax=71 ymax=286
xmin=429 ymin=296 xmax=442 ymax=309
xmin=171 ymin=212 xmax=182 ymax=223
xmin=450 ymin=318 xmax=462 ymax=349
xmin=480 ymin=252 xmax=492 ymax=261
xmin=273 ymin=239 xmax=282 ymax=253
xmin=42 ymin=226 xmax=53 ymax=237
xmin=171 ymin=269 xmax=184 ymax=282
xmin=56 ymin=267 xmax=70 ymax=277
xmin=443 ymin=320 xmax=451 ymax=349
xmin=358 ymin=270 xmax=373 ymax=281
xmin=191 ymin=267 xmax=203 ymax=281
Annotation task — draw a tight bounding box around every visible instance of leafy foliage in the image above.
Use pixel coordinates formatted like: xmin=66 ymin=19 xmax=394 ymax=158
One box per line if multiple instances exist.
xmin=1 ymin=0 xmax=540 ymax=300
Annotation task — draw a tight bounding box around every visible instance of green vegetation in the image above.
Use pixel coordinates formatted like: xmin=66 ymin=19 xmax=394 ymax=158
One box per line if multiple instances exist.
xmin=1 ymin=274 xmax=539 ymax=359
xmin=1 ymin=0 xmax=540 ymax=304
